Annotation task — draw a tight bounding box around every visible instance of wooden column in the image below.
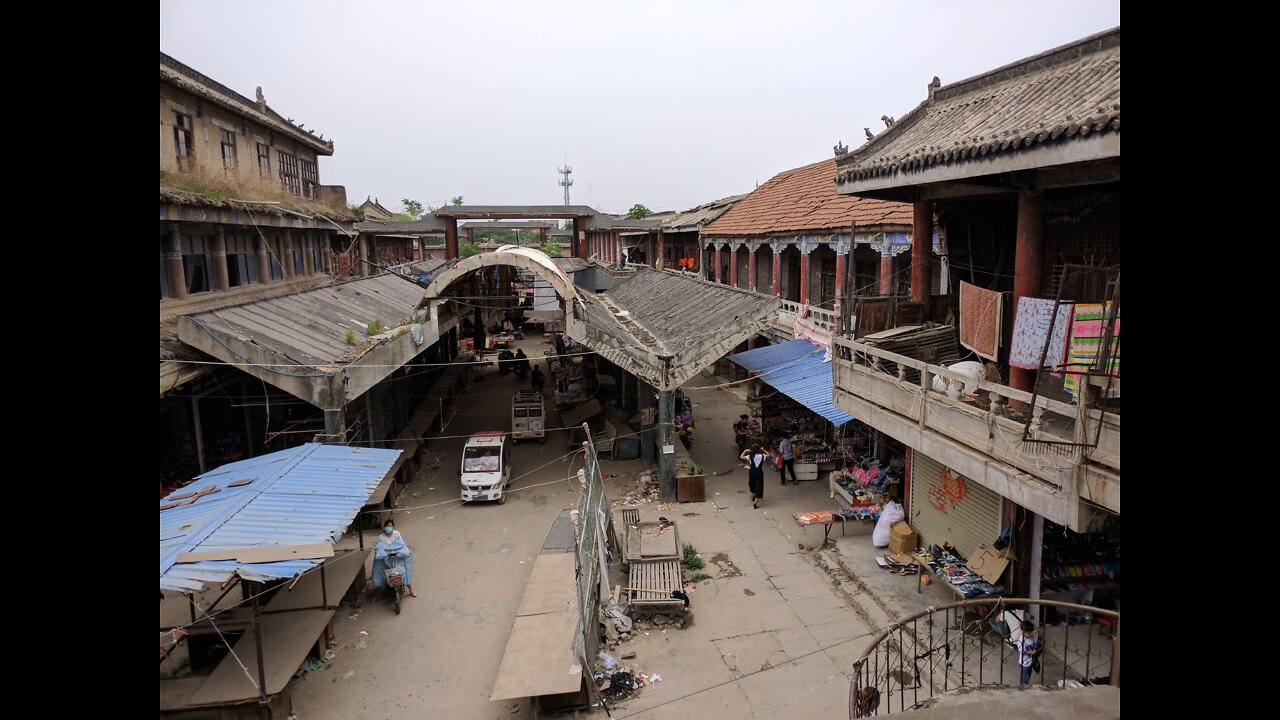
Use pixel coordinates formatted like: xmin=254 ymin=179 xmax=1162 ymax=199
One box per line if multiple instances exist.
xmin=833 ymin=239 xmax=849 ymax=320
xmin=714 ymin=244 xmax=723 ymax=283
xmin=799 ymin=240 xmax=813 ymax=305
xmin=1010 ymin=191 xmax=1045 ymax=399
xmin=770 ymin=241 xmax=782 ymax=297
xmin=257 ymin=233 xmax=272 ymax=283
xmin=211 ymin=227 xmax=230 ymax=292
xmin=165 ymin=223 xmax=187 ymax=299
xmin=746 ymin=241 xmax=760 ymax=292
xmin=728 ymin=242 xmax=740 ymax=287
xmin=911 ymin=200 xmax=933 ymax=303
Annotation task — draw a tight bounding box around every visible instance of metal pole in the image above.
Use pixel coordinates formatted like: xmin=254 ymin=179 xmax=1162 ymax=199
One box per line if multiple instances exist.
xmin=252 ymin=583 xmax=267 ymax=698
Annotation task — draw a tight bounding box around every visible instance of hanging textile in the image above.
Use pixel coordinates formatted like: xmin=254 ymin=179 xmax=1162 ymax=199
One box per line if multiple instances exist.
xmin=1009 ymin=297 xmax=1074 ymax=370
xmin=959 ymin=281 xmax=1003 ymax=361
xmin=1063 ymin=302 xmax=1120 ymax=397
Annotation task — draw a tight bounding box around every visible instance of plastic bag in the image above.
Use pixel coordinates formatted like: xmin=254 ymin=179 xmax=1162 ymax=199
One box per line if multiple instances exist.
xmin=598 ymin=651 xmax=619 ymax=672
xmin=872 ymin=501 xmax=904 ymax=547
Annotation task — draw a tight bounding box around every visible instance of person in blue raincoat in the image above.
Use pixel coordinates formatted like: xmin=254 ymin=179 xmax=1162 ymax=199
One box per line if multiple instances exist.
xmin=371 ymin=518 xmax=416 ymax=597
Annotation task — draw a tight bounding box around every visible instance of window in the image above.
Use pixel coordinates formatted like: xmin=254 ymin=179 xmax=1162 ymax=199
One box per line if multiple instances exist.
xmin=220 ymin=129 xmax=237 ymax=170
xmin=257 ymin=143 xmax=270 ymax=176
xmin=300 ymin=159 xmax=319 ymax=199
xmin=225 ymin=235 xmax=257 ymax=287
xmin=277 ymin=151 xmax=301 ymax=196
xmin=181 ymin=235 xmax=211 ymax=294
xmin=173 ymin=112 xmax=194 ymax=171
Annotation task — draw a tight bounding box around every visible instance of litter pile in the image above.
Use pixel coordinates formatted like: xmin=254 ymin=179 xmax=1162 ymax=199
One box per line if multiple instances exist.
xmin=595 ymin=651 xmax=661 ymax=702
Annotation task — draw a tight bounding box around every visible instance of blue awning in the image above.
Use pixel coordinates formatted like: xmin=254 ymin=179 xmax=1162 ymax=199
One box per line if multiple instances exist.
xmin=730 ymin=339 xmax=854 ymax=427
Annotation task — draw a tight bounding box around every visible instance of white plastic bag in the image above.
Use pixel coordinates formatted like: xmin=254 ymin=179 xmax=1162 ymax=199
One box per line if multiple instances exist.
xmin=873 ymin=501 xmax=904 ymax=547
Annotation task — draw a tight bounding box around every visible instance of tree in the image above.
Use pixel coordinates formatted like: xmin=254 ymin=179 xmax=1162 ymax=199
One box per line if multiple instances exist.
xmin=459 ymin=240 xmax=483 ymax=258
xmin=401 ymin=199 xmax=424 ymax=219
xmin=451 ymin=196 xmax=464 ymax=206
xmin=627 ymin=203 xmax=651 ymax=219
xmin=538 ymin=238 xmax=562 ymax=257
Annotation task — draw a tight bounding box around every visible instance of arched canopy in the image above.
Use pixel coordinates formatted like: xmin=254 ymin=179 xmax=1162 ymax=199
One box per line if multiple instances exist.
xmin=415 ymin=246 xmax=582 ymax=310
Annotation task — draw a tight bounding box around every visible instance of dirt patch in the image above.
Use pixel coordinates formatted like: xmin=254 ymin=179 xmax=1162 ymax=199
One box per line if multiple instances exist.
xmin=743 ymin=589 xmax=755 ymax=596
xmin=526 ymin=494 xmax=549 ymax=507
xmin=709 ymin=552 xmax=742 ymax=578
xmin=683 ymin=512 xmax=699 ymax=517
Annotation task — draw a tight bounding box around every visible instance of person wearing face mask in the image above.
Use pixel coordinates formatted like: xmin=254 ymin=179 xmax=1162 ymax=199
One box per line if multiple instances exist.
xmin=371 ymin=518 xmax=416 ymax=598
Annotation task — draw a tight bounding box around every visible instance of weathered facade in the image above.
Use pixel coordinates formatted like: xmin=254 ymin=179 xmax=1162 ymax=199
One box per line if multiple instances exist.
xmin=830 ymin=28 xmax=1120 ymax=605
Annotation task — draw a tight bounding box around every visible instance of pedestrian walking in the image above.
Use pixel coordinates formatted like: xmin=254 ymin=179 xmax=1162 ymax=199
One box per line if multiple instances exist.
xmin=741 ymin=444 xmax=770 ymax=510
xmin=733 ymin=414 xmax=750 ymax=456
xmin=778 ymin=434 xmax=798 ymax=484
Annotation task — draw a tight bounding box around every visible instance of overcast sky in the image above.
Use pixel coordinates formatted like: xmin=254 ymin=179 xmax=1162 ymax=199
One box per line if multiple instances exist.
xmin=160 ymin=0 xmax=1120 ymax=215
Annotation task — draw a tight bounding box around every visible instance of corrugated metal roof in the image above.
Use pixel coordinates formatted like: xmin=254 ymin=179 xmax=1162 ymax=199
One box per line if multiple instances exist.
xmin=183 ymin=274 xmax=425 ymax=368
xmin=160 ymin=443 xmax=401 ymax=591
xmin=730 ymin=339 xmax=854 ymax=427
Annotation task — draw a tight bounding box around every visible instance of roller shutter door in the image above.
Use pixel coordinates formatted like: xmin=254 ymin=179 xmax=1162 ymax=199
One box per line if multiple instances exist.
xmin=909 ymin=450 xmax=1002 ymax=558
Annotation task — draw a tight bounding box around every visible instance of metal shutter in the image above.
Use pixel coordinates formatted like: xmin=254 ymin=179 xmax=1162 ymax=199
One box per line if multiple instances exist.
xmin=909 ymin=451 xmax=1002 ymax=558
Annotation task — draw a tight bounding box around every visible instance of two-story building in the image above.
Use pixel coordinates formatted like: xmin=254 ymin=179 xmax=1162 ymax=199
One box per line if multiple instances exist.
xmin=160 ymin=51 xmax=365 ymax=485
xmin=830 ymin=28 xmax=1120 ymax=618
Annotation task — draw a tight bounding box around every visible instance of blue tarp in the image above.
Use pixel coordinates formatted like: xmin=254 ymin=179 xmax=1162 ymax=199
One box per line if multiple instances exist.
xmin=730 ymin=339 xmax=854 ymax=427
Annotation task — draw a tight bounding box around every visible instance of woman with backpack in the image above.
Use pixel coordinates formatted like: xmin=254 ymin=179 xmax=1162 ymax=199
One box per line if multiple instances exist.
xmin=740 ymin=444 xmax=772 ymax=510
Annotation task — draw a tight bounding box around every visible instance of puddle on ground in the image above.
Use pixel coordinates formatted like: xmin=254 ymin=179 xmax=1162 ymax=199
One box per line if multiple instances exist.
xmin=709 ymin=552 xmax=743 ymax=578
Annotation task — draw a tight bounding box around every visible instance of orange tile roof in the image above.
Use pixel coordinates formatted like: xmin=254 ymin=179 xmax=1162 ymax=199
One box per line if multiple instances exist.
xmin=703 ymin=159 xmax=912 ymax=237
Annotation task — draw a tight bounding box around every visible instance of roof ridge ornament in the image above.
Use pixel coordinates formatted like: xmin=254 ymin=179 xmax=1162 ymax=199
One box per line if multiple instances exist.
xmin=255 ymin=86 xmax=266 ymax=113
xmin=834 ymin=140 xmax=849 ymax=157
xmin=928 ymin=76 xmax=941 ymax=101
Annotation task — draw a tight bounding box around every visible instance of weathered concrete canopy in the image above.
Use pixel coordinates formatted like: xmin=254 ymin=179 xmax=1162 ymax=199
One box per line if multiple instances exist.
xmin=576 ymin=267 xmax=781 ymax=389
xmin=415 ymin=245 xmax=581 ymax=311
xmin=177 ymin=275 xmax=435 ymax=410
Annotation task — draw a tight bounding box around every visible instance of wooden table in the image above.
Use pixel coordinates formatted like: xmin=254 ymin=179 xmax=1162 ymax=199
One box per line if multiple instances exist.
xmin=792 ymin=511 xmax=853 ymax=547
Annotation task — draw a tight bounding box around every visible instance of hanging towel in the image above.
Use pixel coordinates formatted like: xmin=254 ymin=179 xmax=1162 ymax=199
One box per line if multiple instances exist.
xmin=1009 ymin=298 xmax=1074 ymax=370
xmin=959 ymin=281 xmax=1003 ymax=361
xmin=1063 ymin=302 xmax=1120 ymax=397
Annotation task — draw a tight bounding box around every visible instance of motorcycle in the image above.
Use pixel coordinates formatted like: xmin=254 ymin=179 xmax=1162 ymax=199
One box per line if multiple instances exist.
xmin=383 ymin=550 xmax=407 ymax=615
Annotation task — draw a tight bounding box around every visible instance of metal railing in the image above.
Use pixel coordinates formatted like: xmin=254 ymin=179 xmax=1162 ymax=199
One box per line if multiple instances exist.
xmin=849 ymin=598 xmax=1119 ymax=717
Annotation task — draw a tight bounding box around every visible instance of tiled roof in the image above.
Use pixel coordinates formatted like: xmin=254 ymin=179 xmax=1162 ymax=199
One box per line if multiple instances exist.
xmin=837 ymin=27 xmax=1120 ymax=185
xmin=160 ymin=186 xmax=357 ymax=223
xmin=702 ymin=160 xmax=911 ymax=237
xmin=662 ymin=194 xmax=749 ymax=232
xmin=357 ymin=217 xmax=446 ymax=232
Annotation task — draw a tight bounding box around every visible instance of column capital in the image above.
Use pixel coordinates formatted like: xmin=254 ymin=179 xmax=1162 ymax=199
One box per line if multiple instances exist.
xmin=769 ymin=238 xmax=786 ymax=254
xmin=869 ymin=231 xmax=912 ymax=257
xmin=727 ymin=241 xmax=742 ymax=251
xmin=797 ymin=237 xmax=816 ymax=255
xmin=744 ymin=240 xmax=764 ymax=252
xmin=832 ymin=238 xmax=851 ymax=255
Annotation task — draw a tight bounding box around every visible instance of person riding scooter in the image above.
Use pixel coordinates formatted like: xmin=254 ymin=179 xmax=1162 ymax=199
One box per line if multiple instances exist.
xmin=370 ymin=519 xmax=415 ymax=601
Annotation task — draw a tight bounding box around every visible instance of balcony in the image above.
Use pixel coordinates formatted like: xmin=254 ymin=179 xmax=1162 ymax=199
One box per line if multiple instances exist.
xmin=775 ymin=300 xmax=837 ymax=337
xmin=832 ymin=337 xmax=1119 ymax=530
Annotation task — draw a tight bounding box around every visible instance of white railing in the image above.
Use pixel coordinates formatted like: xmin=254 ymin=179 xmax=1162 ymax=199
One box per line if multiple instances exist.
xmin=832 ymin=337 xmax=1119 ymax=514
xmin=775 ymin=301 xmax=836 ymax=333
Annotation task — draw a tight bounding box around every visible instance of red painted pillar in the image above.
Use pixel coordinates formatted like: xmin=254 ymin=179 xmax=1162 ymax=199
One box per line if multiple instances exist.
xmin=747 ymin=242 xmax=759 ymax=292
xmin=799 ymin=243 xmax=811 ymax=305
xmin=728 ymin=243 xmax=739 ymax=287
xmin=714 ymin=245 xmax=723 ymax=283
xmin=880 ymin=253 xmax=893 ymax=295
xmin=771 ymin=245 xmax=782 ymax=297
xmin=211 ymin=227 xmax=230 ymax=292
xmin=911 ymin=201 xmax=933 ymax=303
xmin=1010 ymin=191 xmax=1045 ymax=399
xmin=445 ymin=217 xmax=459 ymax=259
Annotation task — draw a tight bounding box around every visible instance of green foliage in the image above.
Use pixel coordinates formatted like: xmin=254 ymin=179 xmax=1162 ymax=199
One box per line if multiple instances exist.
xmin=451 ymin=195 xmax=464 ymax=206
xmin=348 ymin=203 xmax=364 ymax=217
xmin=689 ymin=572 xmax=712 ymax=583
xmin=391 ymin=212 xmax=414 ymax=221
xmin=366 ymin=320 xmax=383 ymax=336
xmin=198 ymin=188 xmax=230 ymax=203
xmin=538 ymin=238 xmax=562 ymax=257
xmin=401 ymin=199 xmax=425 ymax=219
xmin=459 ymin=240 xmax=483 ymax=258
xmin=345 ymin=328 xmax=357 ymax=345
xmin=626 ymin=203 xmax=651 ymax=219
xmin=681 ymin=543 xmax=704 ymax=571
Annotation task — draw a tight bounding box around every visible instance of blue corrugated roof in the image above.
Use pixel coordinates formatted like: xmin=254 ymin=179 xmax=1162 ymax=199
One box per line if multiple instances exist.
xmin=730 ymin=339 xmax=854 ymax=427
xmin=159 ymin=444 xmax=401 ymax=592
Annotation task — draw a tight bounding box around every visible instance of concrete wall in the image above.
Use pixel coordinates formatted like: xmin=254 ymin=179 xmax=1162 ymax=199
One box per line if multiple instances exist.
xmin=159 ymin=82 xmax=325 ymax=197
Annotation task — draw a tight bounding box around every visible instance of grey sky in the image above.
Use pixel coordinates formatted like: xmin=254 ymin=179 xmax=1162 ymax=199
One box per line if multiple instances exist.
xmin=160 ymin=0 xmax=1120 ymax=215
